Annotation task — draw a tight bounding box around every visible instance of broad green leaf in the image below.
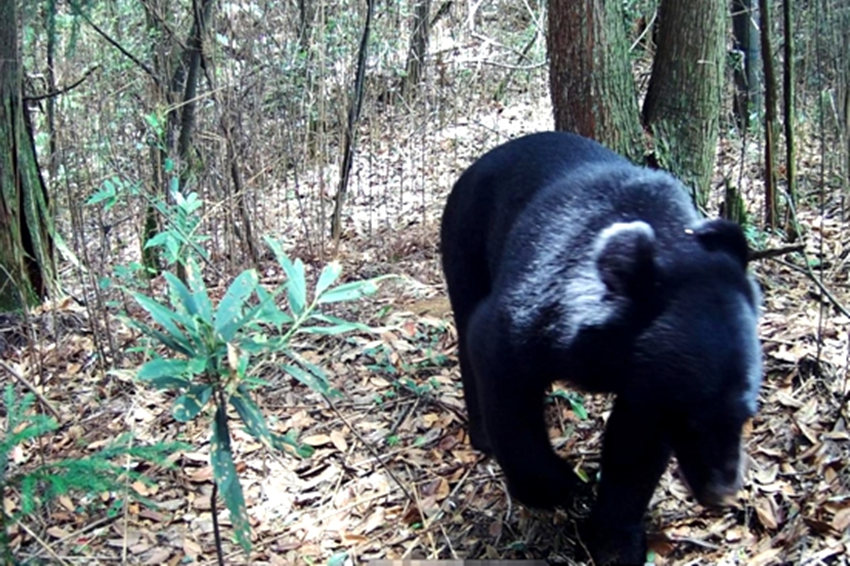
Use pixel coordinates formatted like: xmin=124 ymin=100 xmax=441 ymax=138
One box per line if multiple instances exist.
xmin=230 ymin=386 xmax=272 ymax=445
xmin=284 ymin=258 xmax=307 ymax=316
xmin=214 ymin=269 xmax=259 ymax=341
xmin=144 ymin=232 xmax=179 ymax=261
xmin=264 ymin=237 xmax=306 ymax=316
xmin=185 ymin=259 xmax=213 ymax=321
xmin=172 ymin=384 xmax=213 ymax=421
xmin=124 ymin=316 xmax=193 ymax=357
xmin=569 ymin=396 xmax=588 ymax=420
xmin=315 ymin=261 xmax=342 ymax=298
xmin=281 ymin=363 xmax=331 ymax=396
xmin=149 ymin=375 xmax=192 ymax=389
xmin=327 ymin=552 xmax=349 ymax=566
xmin=130 ymin=292 xmax=195 ymax=354
xmin=271 ymin=430 xmax=315 ymax=458
xmin=316 ymin=277 xmax=383 ymax=304
xmin=211 ymin=405 xmax=252 ymax=551
xmin=164 ymin=272 xmax=199 ymax=317
xmin=251 ymin=285 xmax=293 ymax=328
xmin=307 ymin=313 xmax=375 ymax=333
xmin=298 ymin=322 xmax=368 ymax=335
xmin=86 ymin=184 xmax=116 ymax=208
xmin=187 ymin=356 xmax=209 ymax=374
xmin=144 ymin=112 xmax=160 ymax=132
xmin=137 ymin=358 xmax=189 ymax=382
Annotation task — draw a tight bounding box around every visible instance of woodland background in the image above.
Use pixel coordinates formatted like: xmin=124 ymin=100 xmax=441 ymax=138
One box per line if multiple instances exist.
xmin=1 ymin=0 xmax=850 ymax=564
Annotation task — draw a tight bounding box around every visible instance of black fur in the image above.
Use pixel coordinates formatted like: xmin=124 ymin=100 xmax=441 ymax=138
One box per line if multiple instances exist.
xmin=440 ymin=132 xmax=762 ymax=565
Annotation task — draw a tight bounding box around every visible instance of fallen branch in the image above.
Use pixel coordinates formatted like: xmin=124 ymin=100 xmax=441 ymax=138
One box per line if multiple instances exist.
xmin=0 ymin=359 xmax=61 ymax=420
xmin=773 ymin=258 xmax=850 ymax=318
xmin=749 ymin=243 xmax=805 ymax=261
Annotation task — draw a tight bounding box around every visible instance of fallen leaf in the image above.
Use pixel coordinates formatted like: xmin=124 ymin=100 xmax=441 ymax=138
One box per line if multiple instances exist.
xmin=330 ymin=429 xmax=348 ymax=452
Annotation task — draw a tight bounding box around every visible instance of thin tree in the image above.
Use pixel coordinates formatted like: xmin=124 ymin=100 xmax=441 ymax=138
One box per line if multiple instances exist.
xmin=759 ymin=0 xmax=779 ymax=227
xmin=331 ymin=0 xmax=375 ymax=245
xmin=138 ymin=0 xmax=218 ymax=273
xmin=547 ymin=0 xmax=643 ymax=161
xmin=732 ymin=0 xmax=762 ymax=130
xmin=0 ymin=0 xmax=57 ymax=309
xmin=782 ymin=0 xmax=796 ymax=226
xmin=402 ymin=0 xmax=431 ymax=99
xmin=642 ymin=0 xmax=726 ymax=207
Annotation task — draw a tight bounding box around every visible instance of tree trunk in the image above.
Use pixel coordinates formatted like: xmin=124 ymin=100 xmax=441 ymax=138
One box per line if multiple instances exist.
xmin=732 ymin=0 xmax=762 ymax=130
xmin=0 ymin=0 xmax=57 ymax=310
xmin=548 ymin=0 xmax=644 ymax=161
xmin=643 ymin=0 xmax=725 ymax=207
xmin=330 ymin=0 xmax=375 ymax=245
xmin=297 ymin=0 xmax=315 ymax=53
xmin=759 ymin=0 xmax=779 ymax=227
xmin=402 ymin=0 xmax=431 ymax=99
xmin=782 ymin=0 xmax=796 ymax=238
xmin=142 ymin=0 xmax=215 ymax=273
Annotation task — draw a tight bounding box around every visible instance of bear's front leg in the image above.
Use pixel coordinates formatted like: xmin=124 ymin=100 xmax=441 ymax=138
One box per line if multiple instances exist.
xmin=584 ymin=398 xmax=672 ymax=565
xmin=466 ymin=300 xmax=580 ymax=508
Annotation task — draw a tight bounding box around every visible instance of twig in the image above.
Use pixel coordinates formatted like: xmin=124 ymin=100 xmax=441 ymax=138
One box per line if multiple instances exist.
xmin=67 ymin=1 xmax=160 ymax=87
xmin=321 ymin=393 xmax=416 ymax=504
xmin=772 ymin=258 xmax=850 ymax=318
xmin=0 ymin=360 xmax=61 ymax=420
xmin=749 ymin=243 xmax=805 ymax=261
xmin=23 ymin=66 xmax=99 ymax=102
xmin=15 ymin=520 xmax=72 ymax=565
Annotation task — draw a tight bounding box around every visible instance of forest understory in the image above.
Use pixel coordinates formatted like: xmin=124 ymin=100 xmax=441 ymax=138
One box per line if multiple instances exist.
xmin=4 ymin=82 xmax=850 ymax=566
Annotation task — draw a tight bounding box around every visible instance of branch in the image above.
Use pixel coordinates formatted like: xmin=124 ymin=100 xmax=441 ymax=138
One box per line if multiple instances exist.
xmin=24 ymin=65 xmax=99 ymax=102
xmin=749 ymin=243 xmax=805 ymax=261
xmin=0 ymin=359 xmax=61 ymax=420
xmin=773 ymin=258 xmax=850 ymax=318
xmin=68 ymin=1 xmax=161 ymax=87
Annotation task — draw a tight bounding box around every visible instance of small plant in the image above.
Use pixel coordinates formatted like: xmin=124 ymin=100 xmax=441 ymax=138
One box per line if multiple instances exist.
xmin=127 ymin=237 xmax=390 ymax=558
xmin=548 ymin=389 xmax=588 ymax=420
xmin=0 ymin=385 xmax=183 ymax=564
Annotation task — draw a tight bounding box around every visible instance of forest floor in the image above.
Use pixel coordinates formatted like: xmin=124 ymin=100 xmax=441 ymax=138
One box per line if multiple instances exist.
xmin=5 ymin=93 xmax=850 ymax=565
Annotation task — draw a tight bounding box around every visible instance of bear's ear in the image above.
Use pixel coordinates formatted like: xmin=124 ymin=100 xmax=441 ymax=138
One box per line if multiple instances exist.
xmin=594 ymin=221 xmax=656 ymax=298
xmin=690 ymin=219 xmax=749 ymax=268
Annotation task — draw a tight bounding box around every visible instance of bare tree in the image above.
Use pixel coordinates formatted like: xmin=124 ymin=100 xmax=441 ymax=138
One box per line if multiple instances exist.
xmin=402 ymin=0 xmax=431 ymax=98
xmin=759 ymin=0 xmax=779 ymax=227
xmin=732 ymin=0 xmax=762 ymax=130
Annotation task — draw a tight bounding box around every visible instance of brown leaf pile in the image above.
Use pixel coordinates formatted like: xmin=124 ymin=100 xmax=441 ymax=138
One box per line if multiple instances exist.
xmin=4 ymin=100 xmax=850 ymax=565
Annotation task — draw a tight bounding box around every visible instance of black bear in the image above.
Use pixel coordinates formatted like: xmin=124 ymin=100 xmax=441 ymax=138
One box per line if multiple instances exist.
xmin=440 ymin=132 xmax=762 ymax=564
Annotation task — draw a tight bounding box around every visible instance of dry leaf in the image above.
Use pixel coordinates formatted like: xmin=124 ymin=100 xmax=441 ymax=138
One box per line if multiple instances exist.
xmin=832 ymin=507 xmax=850 ymax=532
xmin=302 ymin=434 xmax=332 ymax=446
xmin=755 ymin=496 xmax=780 ymax=530
xmin=330 ymin=429 xmax=348 ymax=452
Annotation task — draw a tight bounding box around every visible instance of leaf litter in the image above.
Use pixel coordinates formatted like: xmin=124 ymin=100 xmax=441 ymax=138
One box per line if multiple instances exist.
xmin=3 ymin=98 xmax=850 ymax=566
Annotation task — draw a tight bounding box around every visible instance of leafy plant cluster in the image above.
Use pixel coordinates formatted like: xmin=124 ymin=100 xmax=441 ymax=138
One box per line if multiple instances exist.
xmin=0 ymin=386 xmax=183 ymax=565
xmin=89 ymin=149 xmax=391 ymax=558
xmin=127 ymin=242 xmax=388 ymax=553
xmin=2 ymin=140 xmax=389 ymax=563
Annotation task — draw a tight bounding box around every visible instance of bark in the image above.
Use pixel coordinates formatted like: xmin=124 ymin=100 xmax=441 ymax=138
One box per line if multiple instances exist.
xmin=732 ymin=0 xmax=762 ymax=130
xmin=759 ymin=0 xmax=779 ymax=227
xmin=142 ymin=0 xmax=216 ymax=272
xmin=330 ymin=0 xmax=375 ymax=244
xmin=643 ymin=0 xmax=725 ymax=207
xmin=782 ymin=0 xmax=796 ymax=213
xmin=298 ymin=0 xmax=315 ymax=53
xmin=0 ymin=0 xmax=57 ymax=309
xmin=547 ymin=0 xmax=643 ymax=161
xmin=402 ymin=0 xmax=431 ymax=98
